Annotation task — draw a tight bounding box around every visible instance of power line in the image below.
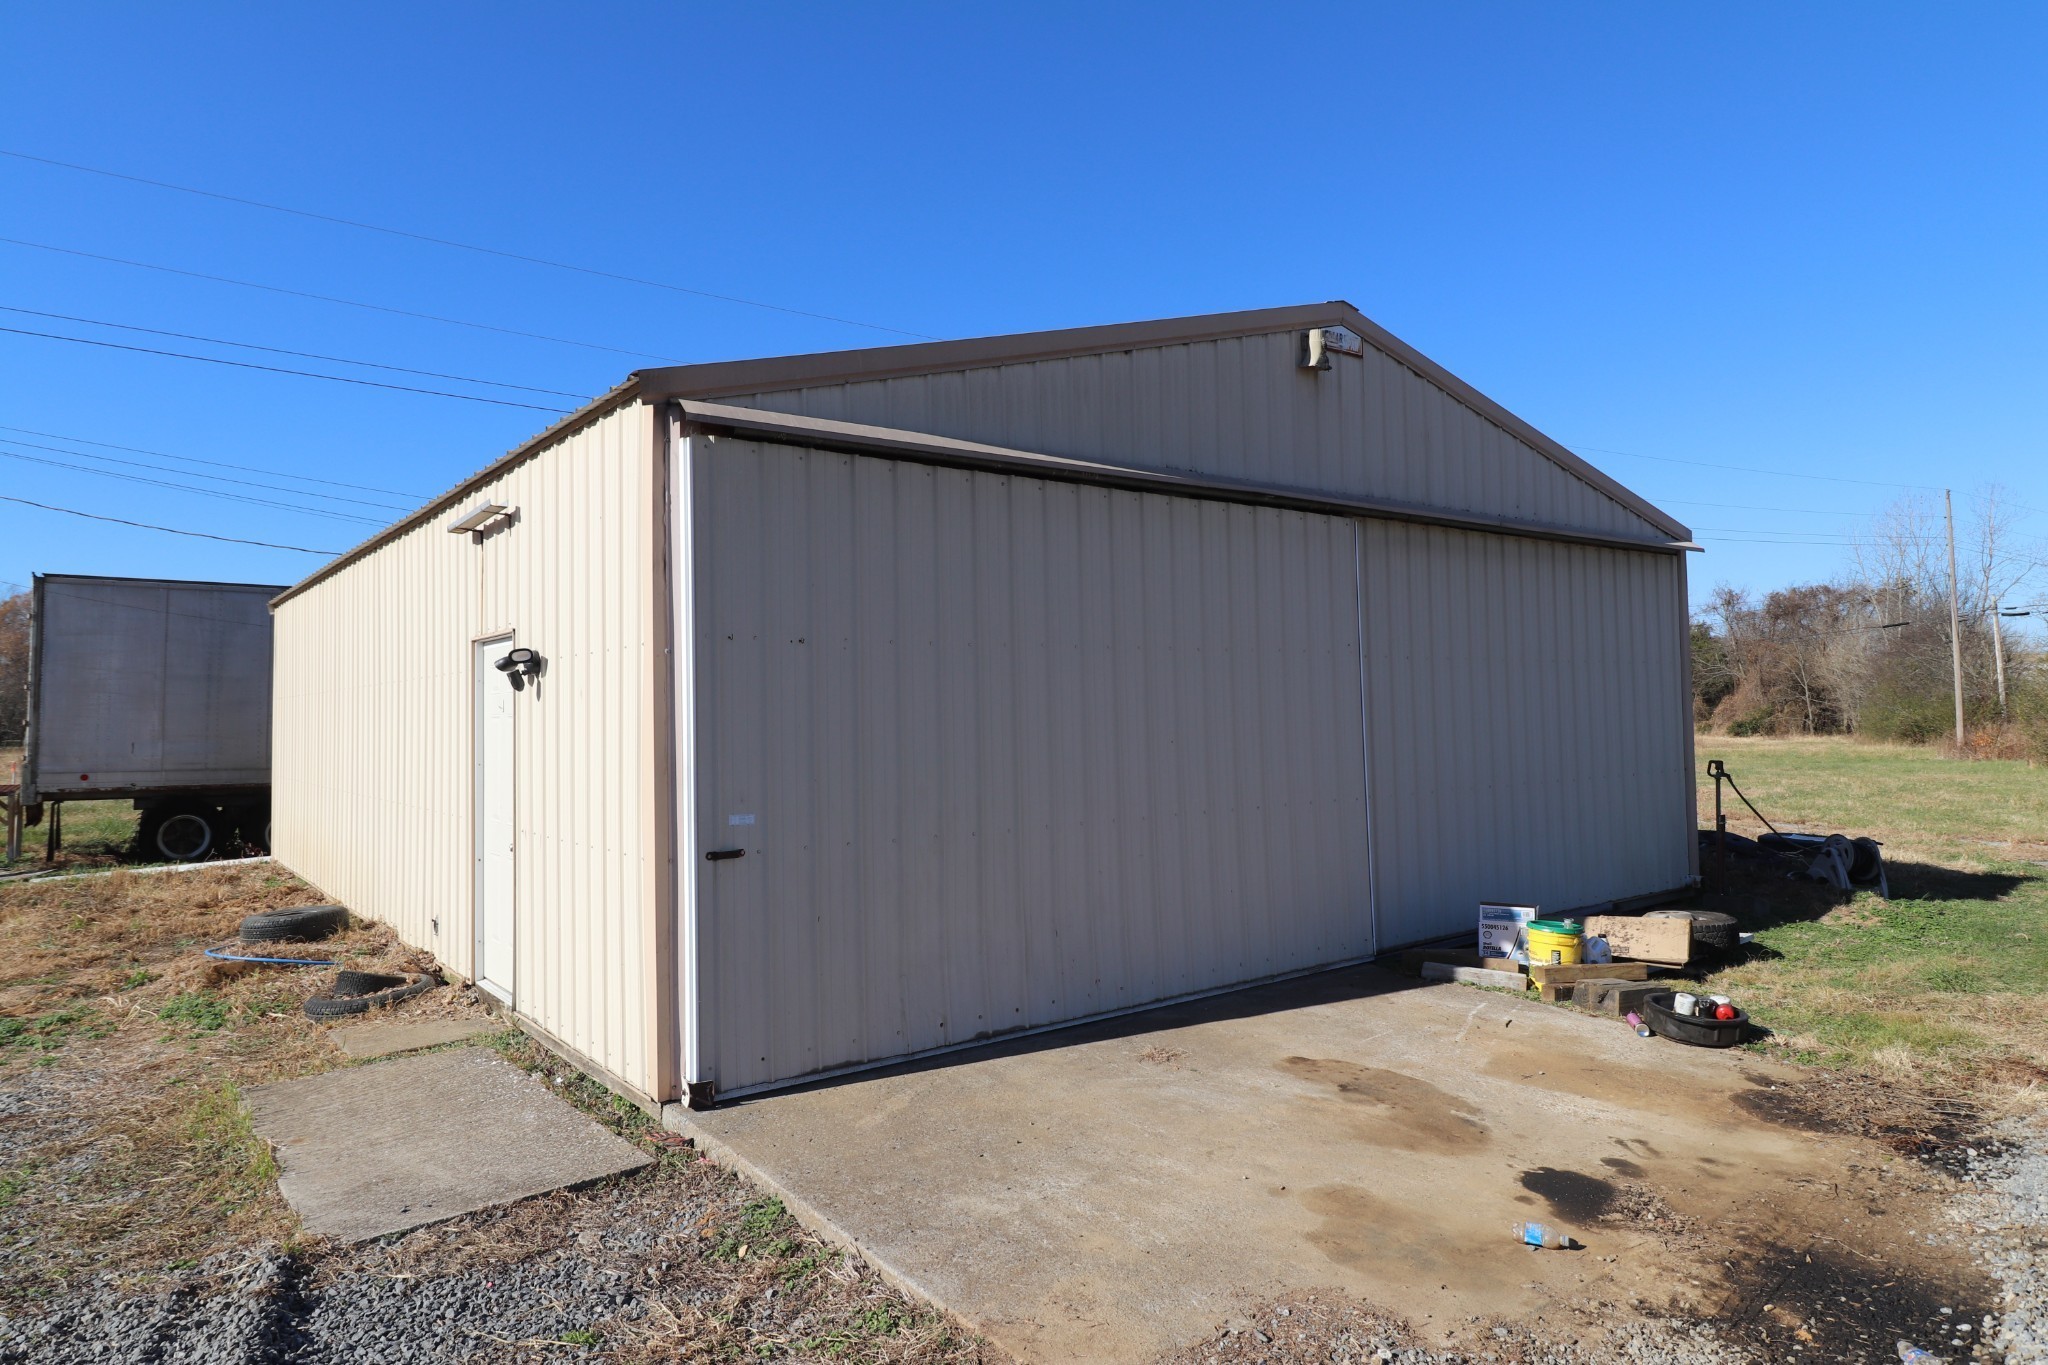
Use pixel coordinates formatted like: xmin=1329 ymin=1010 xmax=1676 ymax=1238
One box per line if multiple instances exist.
xmin=1 ymin=148 xmax=937 ymax=340
xmin=0 ymin=436 xmax=407 ymax=512
xmin=0 ymin=493 xmax=336 ymax=554
xmin=1571 ymin=442 xmax=1940 ymax=490
xmin=1690 ymin=525 xmax=1943 ymax=541
xmin=0 ymin=304 xmax=590 ymax=399
xmin=0 ymin=324 xmax=574 ymax=413
xmin=0 ymin=423 xmax=425 ymax=498
xmin=1652 ymin=497 xmax=1875 ymax=518
xmin=0 ymin=445 xmax=382 ymax=524
xmin=0 ymin=236 xmax=682 ymax=362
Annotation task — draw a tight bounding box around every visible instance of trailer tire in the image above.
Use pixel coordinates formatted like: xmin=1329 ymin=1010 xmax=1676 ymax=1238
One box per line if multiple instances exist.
xmin=239 ymin=905 xmax=349 ymax=944
xmin=144 ymin=808 xmax=216 ymax=862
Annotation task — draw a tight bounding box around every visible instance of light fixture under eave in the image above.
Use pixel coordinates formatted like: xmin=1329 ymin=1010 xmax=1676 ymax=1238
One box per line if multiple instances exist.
xmin=446 ymin=502 xmax=514 ymax=540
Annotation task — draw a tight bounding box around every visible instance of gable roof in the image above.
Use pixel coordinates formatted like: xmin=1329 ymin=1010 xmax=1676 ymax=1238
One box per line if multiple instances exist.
xmin=635 ymin=301 xmax=1689 ymax=542
xmin=273 ymin=302 xmax=1688 ymax=607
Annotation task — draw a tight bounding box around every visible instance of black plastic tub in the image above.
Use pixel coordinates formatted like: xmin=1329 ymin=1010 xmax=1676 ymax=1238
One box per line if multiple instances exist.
xmin=1641 ymin=989 xmax=1749 ymax=1047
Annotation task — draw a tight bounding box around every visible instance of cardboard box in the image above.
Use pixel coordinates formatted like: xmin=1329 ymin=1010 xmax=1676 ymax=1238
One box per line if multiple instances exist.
xmin=1478 ymin=902 xmax=1540 ymax=963
xmin=1584 ymin=914 xmax=1691 ymax=966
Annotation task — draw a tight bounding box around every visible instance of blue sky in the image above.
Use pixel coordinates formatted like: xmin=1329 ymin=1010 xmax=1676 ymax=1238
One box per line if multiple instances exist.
xmin=2 ymin=3 xmax=2043 ymax=627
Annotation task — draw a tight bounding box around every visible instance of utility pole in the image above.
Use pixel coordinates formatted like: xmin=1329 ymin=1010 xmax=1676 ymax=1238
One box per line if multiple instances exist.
xmin=1945 ymin=488 xmax=1966 ymax=748
xmin=1991 ymin=603 xmax=2009 ymax=714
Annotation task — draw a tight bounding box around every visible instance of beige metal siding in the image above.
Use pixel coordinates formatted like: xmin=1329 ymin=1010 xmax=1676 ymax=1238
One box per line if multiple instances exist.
xmin=713 ymin=331 xmax=1660 ymax=541
xmin=272 ymin=401 xmax=663 ymax=1098
xmin=1358 ymin=521 xmax=1694 ymax=947
xmin=691 ymin=437 xmax=1372 ymax=1094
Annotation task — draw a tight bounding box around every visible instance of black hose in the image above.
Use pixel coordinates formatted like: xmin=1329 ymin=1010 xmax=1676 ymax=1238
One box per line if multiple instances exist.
xmin=1721 ymin=771 xmax=1782 ymax=836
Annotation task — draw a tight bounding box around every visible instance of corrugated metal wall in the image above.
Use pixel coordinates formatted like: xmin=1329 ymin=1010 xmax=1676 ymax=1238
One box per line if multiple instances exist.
xmin=691 ymin=437 xmax=1372 ymax=1094
xmin=1359 ymin=521 xmax=1694 ymax=946
xmin=711 ymin=330 xmax=1661 ymax=541
xmin=273 ymin=401 xmax=664 ymax=1098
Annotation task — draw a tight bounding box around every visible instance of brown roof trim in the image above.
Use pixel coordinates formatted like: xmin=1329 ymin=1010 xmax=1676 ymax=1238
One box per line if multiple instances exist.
xmin=637 ymin=301 xmax=1689 ymax=542
xmin=676 ymin=400 xmax=1700 ymax=557
xmin=636 ymin=302 xmax=1348 ymax=401
xmin=268 ymin=380 xmax=644 ymax=609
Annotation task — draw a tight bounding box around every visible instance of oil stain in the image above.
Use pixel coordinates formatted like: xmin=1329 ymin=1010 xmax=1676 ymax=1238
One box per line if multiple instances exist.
xmin=1518 ymin=1167 xmax=1616 ymax=1222
xmin=1732 ymin=1084 xmax=1841 ymax=1134
xmin=1278 ymin=1056 xmax=1488 ymax=1152
xmin=1715 ymin=1237 xmax=1995 ymax=1361
xmin=1297 ymin=1184 xmax=1468 ymax=1279
xmin=1599 ymin=1156 xmax=1646 ymax=1178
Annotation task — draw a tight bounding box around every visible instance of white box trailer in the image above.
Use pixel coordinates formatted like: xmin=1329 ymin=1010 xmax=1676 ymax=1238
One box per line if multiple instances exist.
xmin=14 ymin=573 xmax=282 ymax=861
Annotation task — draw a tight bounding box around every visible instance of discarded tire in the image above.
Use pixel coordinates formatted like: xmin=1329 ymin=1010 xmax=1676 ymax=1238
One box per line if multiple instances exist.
xmin=303 ymin=972 xmax=437 ymax=1020
xmin=239 ymin=905 xmax=349 ymax=944
xmin=332 ymin=970 xmax=408 ymax=998
xmin=1644 ymin=908 xmax=1739 ymax=952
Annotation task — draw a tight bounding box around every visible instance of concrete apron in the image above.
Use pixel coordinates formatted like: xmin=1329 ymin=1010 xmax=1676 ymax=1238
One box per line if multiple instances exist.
xmin=673 ymin=967 xmax=1982 ymax=1363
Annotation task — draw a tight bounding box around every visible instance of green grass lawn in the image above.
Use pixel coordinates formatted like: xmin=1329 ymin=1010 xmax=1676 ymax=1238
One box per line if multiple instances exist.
xmin=2 ymin=799 xmax=141 ymax=869
xmin=1691 ymin=736 xmax=2048 ymax=1093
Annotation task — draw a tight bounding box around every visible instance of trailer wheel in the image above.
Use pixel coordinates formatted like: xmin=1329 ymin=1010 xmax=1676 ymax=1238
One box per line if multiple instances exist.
xmin=146 ymin=808 xmax=216 ymax=862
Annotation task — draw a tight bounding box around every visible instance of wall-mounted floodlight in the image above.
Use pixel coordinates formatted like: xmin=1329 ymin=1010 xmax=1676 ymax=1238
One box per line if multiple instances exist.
xmin=1299 ymin=325 xmax=1364 ymax=371
xmin=447 ymin=503 xmax=515 ymax=541
xmin=495 ymin=646 xmax=543 ymax=691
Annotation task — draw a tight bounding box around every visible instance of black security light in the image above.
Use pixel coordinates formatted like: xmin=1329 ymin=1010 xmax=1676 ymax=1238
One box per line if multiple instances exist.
xmin=495 ymin=647 xmax=542 ymax=690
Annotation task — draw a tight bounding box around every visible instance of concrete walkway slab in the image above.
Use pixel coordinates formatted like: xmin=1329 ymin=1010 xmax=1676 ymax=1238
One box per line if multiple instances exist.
xmin=677 ymin=966 xmax=1988 ymax=1363
xmin=246 ymin=1046 xmax=650 ymax=1242
xmin=328 ymin=1018 xmax=498 ymax=1059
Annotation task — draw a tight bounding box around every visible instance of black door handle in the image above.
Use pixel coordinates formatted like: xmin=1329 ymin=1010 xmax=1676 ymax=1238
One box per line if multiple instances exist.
xmin=705 ymin=848 xmax=746 ymax=862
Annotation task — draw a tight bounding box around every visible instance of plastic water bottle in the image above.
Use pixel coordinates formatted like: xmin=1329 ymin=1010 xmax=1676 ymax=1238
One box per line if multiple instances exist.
xmin=1512 ymin=1221 xmax=1575 ymax=1250
xmin=1896 ymin=1344 xmax=1940 ymax=1363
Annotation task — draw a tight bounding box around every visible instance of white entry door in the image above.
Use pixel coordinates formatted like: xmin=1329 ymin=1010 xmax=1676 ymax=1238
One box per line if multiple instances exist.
xmin=474 ymin=638 xmax=516 ymax=1003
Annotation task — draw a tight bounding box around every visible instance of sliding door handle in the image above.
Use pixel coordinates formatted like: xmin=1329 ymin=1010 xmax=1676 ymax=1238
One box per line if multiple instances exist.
xmin=705 ymin=848 xmax=746 ymax=862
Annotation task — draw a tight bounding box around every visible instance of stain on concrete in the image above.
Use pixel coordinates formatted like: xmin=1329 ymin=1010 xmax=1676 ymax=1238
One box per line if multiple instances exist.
xmin=1297 ymin=1184 xmax=1455 ymax=1279
xmin=1599 ymin=1156 xmax=1646 ymax=1178
xmin=1732 ymin=1083 xmax=1839 ymax=1133
xmin=1278 ymin=1057 xmax=1488 ymax=1152
xmin=1712 ymin=1237 xmax=1994 ymax=1361
xmin=1517 ymin=1167 xmax=1615 ymax=1223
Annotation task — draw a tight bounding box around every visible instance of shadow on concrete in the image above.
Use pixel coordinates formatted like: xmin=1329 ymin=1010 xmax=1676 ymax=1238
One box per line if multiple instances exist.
xmin=727 ymin=959 xmax=1438 ymax=1105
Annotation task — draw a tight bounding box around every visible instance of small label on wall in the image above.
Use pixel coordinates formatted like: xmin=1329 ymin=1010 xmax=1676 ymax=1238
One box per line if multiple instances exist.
xmin=728 ymin=814 xmax=756 ymax=826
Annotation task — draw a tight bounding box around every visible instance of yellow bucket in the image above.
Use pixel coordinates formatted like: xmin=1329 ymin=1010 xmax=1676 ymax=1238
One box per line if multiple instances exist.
xmin=1526 ymin=920 xmax=1583 ymax=966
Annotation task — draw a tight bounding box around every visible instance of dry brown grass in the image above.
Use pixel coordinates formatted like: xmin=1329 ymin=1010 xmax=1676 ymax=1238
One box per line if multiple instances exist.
xmin=0 ymin=865 xmax=1003 ymax=1361
xmin=0 ymin=863 xmax=480 ymax=1300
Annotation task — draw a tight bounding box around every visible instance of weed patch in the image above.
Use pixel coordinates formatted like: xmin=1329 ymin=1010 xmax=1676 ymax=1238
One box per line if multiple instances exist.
xmin=158 ymin=991 xmax=233 ymax=1033
xmin=0 ymin=1004 xmax=113 ymax=1058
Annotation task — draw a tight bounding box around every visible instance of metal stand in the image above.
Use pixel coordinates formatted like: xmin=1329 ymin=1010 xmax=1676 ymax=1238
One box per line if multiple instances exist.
xmin=1706 ymin=758 xmax=1729 ymax=863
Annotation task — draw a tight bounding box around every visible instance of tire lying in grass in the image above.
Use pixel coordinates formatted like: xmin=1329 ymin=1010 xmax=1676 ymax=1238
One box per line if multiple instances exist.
xmin=332 ymin=970 xmax=408 ymax=997
xmin=238 ymin=905 xmax=350 ymax=944
xmin=304 ymin=973 xmax=438 ymax=1020
xmin=1645 ymin=908 xmax=1740 ymax=953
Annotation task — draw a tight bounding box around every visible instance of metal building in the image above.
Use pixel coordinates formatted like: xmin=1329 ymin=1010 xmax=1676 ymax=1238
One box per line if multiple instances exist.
xmin=270 ymin=302 xmax=1699 ymax=1109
